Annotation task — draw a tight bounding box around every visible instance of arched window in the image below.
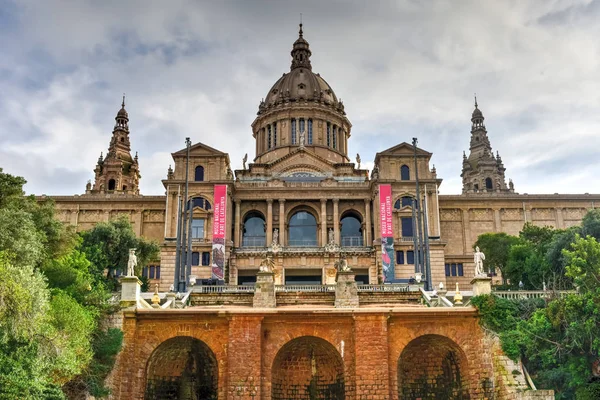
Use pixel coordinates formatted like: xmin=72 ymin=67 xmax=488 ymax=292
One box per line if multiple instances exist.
xmin=485 ymin=177 xmax=493 ymax=190
xmin=394 ymin=199 xmax=401 ymax=210
xmin=189 ymin=197 xmax=211 ymax=211
xmin=291 ymin=118 xmax=297 ymax=145
xmin=341 ymin=212 xmax=362 ymax=246
xmin=195 ymin=166 xmax=205 ymax=181
xmin=332 ymin=126 xmax=337 ymax=149
xmin=307 ymin=119 xmax=313 ymax=144
xmin=108 ymin=179 xmax=116 ymax=191
xmin=267 ymin=125 xmax=272 ymax=149
xmin=242 ymin=212 xmax=266 ymax=247
xmin=288 ymin=211 xmax=317 ymax=247
xmin=326 ymin=122 xmax=331 ymax=147
xmin=402 ymin=196 xmax=413 ymax=207
xmin=273 ymin=122 xmax=278 ymax=147
xmin=401 ymin=165 xmax=410 ymax=181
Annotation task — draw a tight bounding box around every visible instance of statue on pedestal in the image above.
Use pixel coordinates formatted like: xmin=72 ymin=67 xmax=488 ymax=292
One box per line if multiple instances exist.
xmin=356 ymin=153 xmax=361 ymax=169
xmin=335 ymin=255 xmax=351 ymax=272
xmin=299 ymin=130 xmax=306 ymax=148
xmin=474 ymin=246 xmax=486 ymax=277
xmin=270 ymin=228 xmax=282 ymax=253
xmin=325 ymin=228 xmax=340 ymax=252
xmin=126 ymin=248 xmax=137 ymax=277
xmin=259 ymin=252 xmax=275 ymax=273
xmin=242 ymin=153 xmax=248 ymax=170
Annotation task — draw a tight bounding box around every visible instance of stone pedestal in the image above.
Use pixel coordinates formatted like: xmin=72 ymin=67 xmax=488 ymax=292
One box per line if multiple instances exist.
xmin=120 ymin=276 xmax=142 ymax=308
xmin=335 ymin=271 xmax=359 ymax=308
xmin=253 ymin=272 xmax=276 ymax=308
xmin=471 ymin=276 xmax=492 ymax=296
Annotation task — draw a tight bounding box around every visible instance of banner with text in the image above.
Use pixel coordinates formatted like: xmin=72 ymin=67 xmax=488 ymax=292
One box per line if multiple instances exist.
xmin=379 ymin=184 xmax=395 ymax=282
xmin=211 ymin=184 xmax=227 ymax=280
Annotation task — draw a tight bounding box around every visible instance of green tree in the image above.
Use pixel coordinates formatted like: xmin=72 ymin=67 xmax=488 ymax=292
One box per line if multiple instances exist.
xmin=474 ymin=232 xmax=520 ymax=285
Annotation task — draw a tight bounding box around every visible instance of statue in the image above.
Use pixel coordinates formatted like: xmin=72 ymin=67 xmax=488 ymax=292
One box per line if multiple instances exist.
xmin=126 ymin=248 xmax=137 ymax=277
xmin=509 ymin=179 xmax=514 ymax=191
xmin=242 ymin=153 xmax=248 ymax=170
xmin=328 ymin=228 xmax=335 ymax=245
xmin=336 ymin=255 xmax=351 ymax=272
xmin=85 ymin=180 xmax=91 ymax=191
xmin=272 ymin=228 xmax=279 ymax=246
xmin=356 ymin=153 xmax=361 ymax=169
xmin=259 ymin=252 xmax=275 ymax=273
xmin=371 ymin=164 xmax=379 ymax=179
xmin=299 ymin=130 xmax=306 ymax=148
xmin=474 ymin=246 xmax=486 ymax=277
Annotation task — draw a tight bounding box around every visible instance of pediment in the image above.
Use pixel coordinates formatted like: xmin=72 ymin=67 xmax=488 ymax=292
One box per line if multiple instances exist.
xmin=376 ymin=142 xmax=432 ymax=158
xmin=172 ymin=142 xmax=227 ymax=157
xmin=263 ymin=149 xmax=336 ymax=175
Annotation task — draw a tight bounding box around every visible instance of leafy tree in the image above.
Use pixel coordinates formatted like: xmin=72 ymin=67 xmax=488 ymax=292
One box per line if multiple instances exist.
xmin=474 ymin=232 xmax=520 ymax=285
xmin=581 ymin=208 xmax=600 ymax=240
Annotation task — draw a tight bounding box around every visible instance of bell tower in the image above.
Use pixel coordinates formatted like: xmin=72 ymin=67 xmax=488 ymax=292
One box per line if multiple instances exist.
xmin=88 ymin=97 xmax=141 ymax=195
xmin=461 ymin=97 xmax=514 ymax=194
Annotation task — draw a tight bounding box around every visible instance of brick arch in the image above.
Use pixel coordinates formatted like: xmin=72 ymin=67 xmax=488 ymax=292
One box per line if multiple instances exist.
xmin=271 ymin=335 xmax=345 ymax=400
xmin=144 ymin=336 xmax=218 ymax=400
xmin=397 ymin=334 xmax=470 ymax=399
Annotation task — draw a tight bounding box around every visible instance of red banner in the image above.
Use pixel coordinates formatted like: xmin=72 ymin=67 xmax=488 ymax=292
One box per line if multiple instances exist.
xmin=379 ymin=184 xmax=393 ymax=237
xmin=211 ymin=185 xmax=227 ymax=280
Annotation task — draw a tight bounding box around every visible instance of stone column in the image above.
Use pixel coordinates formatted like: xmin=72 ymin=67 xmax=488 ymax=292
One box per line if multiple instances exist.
xmin=253 ymin=272 xmax=276 ymax=308
xmin=364 ymin=199 xmax=371 ymax=246
xmin=555 ymin=207 xmax=564 ymax=229
xmin=227 ymin=316 xmax=263 ymax=399
xmin=333 ymin=198 xmax=340 ymax=244
xmin=266 ymin=199 xmax=273 ymax=245
xmin=354 ymin=315 xmax=390 ymax=398
xmin=234 ymin=199 xmax=241 ymax=247
xmin=278 ymin=199 xmax=285 ymax=246
xmin=321 ymin=199 xmax=327 ymax=246
xmin=461 ymin=208 xmax=471 ymax=254
xmin=493 ymin=208 xmax=501 ymax=232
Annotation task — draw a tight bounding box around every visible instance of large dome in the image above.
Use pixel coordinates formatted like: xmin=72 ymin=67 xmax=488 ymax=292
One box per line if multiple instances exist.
xmin=257 ymin=24 xmax=345 ymax=116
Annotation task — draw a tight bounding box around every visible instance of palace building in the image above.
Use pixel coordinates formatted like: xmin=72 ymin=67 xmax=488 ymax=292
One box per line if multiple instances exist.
xmin=49 ymin=24 xmax=599 ymax=292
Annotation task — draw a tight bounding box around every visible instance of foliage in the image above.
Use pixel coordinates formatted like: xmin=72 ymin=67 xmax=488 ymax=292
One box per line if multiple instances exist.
xmin=474 ymin=232 xmax=520 ymax=284
xmin=576 ymin=381 xmax=600 ymax=400
xmin=84 ymin=328 xmax=124 ymax=397
xmin=80 ymin=217 xmax=159 ymax=285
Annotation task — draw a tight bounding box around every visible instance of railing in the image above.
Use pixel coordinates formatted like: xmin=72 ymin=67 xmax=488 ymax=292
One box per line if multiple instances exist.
xmin=357 ymin=284 xmax=410 ymax=292
xmin=275 ymin=285 xmax=336 ymax=293
xmin=400 ymin=236 xmax=414 ymax=242
xmin=493 ymin=290 xmax=577 ymax=300
xmin=420 ymin=287 xmax=453 ymax=307
xmin=242 ymin=237 xmax=266 ymax=247
xmin=341 ymin=236 xmax=364 ymax=247
xmin=287 ymin=239 xmax=319 ymax=247
xmin=193 ymin=285 xmax=255 ymax=294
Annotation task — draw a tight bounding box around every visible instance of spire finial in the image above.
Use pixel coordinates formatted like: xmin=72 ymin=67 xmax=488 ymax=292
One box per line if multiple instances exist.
xmin=474 ymin=93 xmax=478 ymax=108
xmin=122 ymin=93 xmax=126 ymax=108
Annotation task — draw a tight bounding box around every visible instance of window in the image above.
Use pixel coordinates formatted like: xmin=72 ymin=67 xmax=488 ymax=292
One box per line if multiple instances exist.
xmin=445 ymin=263 xmax=464 ymax=277
xmin=401 ymin=217 xmax=413 ymax=237
xmin=195 ymin=166 xmax=204 ymax=181
xmin=396 ymin=251 xmax=404 ymax=265
xmin=288 ymin=211 xmax=317 ymax=247
xmin=407 ymin=250 xmax=415 ymax=264
xmin=191 ymin=219 xmax=205 ymax=239
xmin=485 ymin=177 xmax=493 ymax=190
xmin=192 ymin=252 xmax=200 ymax=266
xmin=273 ymin=122 xmax=277 ymax=147
xmin=402 ymin=196 xmax=413 ymax=207
xmin=291 ymin=119 xmax=297 ymax=144
xmin=267 ymin=125 xmax=272 ymax=149
xmin=242 ymin=212 xmax=266 ymax=246
xmin=333 ymin=126 xmax=337 ymax=149
xmin=327 ymin=122 xmax=331 ymax=147
xmin=308 ymin=119 xmax=313 ymax=144
xmin=340 ymin=213 xmax=362 ymax=246
xmin=401 ymin=165 xmax=410 ymax=181
xmin=108 ymin=179 xmax=116 ymax=190
xmin=201 ymin=252 xmax=210 ymax=266
xmin=122 ymin=185 xmax=127 ymax=190
xmin=190 ymin=197 xmax=211 ymax=211
xmin=394 ymin=199 xmax=401 ymax=210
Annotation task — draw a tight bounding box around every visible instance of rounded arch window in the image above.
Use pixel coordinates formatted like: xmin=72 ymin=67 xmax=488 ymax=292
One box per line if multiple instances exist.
xmin=341 ymin=212 xmax=363 ymax=247
xmin=242 ymin=212 xmax=266 ymax=247
xmin=288 ymin=211 xmax=317 ymax=247
xmin=485 ymin=177 xmax=493 ymax=190
xmin=401 ymin=165 xmax=410 ymax=181
xmin=195 ymin=166 xmax=205 ymax=181
xmin=189 ymin=197 xmax=211 ymax=211
xmin=108 ymin=179 xmax=116 ymax=191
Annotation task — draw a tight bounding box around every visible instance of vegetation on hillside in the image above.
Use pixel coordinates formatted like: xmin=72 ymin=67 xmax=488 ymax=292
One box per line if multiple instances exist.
xmin=0 ymin=168 xmax=158 ymax=399
xmin=472 ymin=209 xmax=600 ymax=399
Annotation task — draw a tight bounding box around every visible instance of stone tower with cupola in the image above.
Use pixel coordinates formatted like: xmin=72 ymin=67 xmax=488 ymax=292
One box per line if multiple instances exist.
xmin=88 ymin=97 xmax=141 ymax=195
xmin=461 ymin=97 xmax=514 ymax=194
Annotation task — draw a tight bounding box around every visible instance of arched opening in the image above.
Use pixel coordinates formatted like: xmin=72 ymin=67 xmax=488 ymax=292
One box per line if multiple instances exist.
xmin=145 ymin=336 xmax=218 ymax=400
xmin=341 ymin=211 xmax=362 ymax=246
xmin=242 ymin=211 xmax=266 ymax=247
xmin=108 ymin=179 xmax=116 ymax=191
xmin=401 ymin=165 xmax=410 ymax=181
xmin=195 ymin=166 xmax=205 ymax=181
xmin=189 ymin=197 xmax=211 ymax=211
xmin=485 ymin=177 xmax=493 ymax=190
xmin=288 ymin=210 xmax=317 ymax=247
xmin=272 ymin=336 xmax=345 ymax=400
xmin=398 ymin=334 xmax=470 ymax=399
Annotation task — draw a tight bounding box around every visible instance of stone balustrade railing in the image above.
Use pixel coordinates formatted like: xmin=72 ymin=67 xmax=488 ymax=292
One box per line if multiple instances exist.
xmin=275 ymin=284 xmax=336 ymax=293
xmin=493 ymin=290 xmax=576 ymax=300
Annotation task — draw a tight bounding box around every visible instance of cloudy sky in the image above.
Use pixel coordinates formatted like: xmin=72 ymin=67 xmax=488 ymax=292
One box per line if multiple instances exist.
xmin=1 ymin=0 xmax=599 ymax=196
